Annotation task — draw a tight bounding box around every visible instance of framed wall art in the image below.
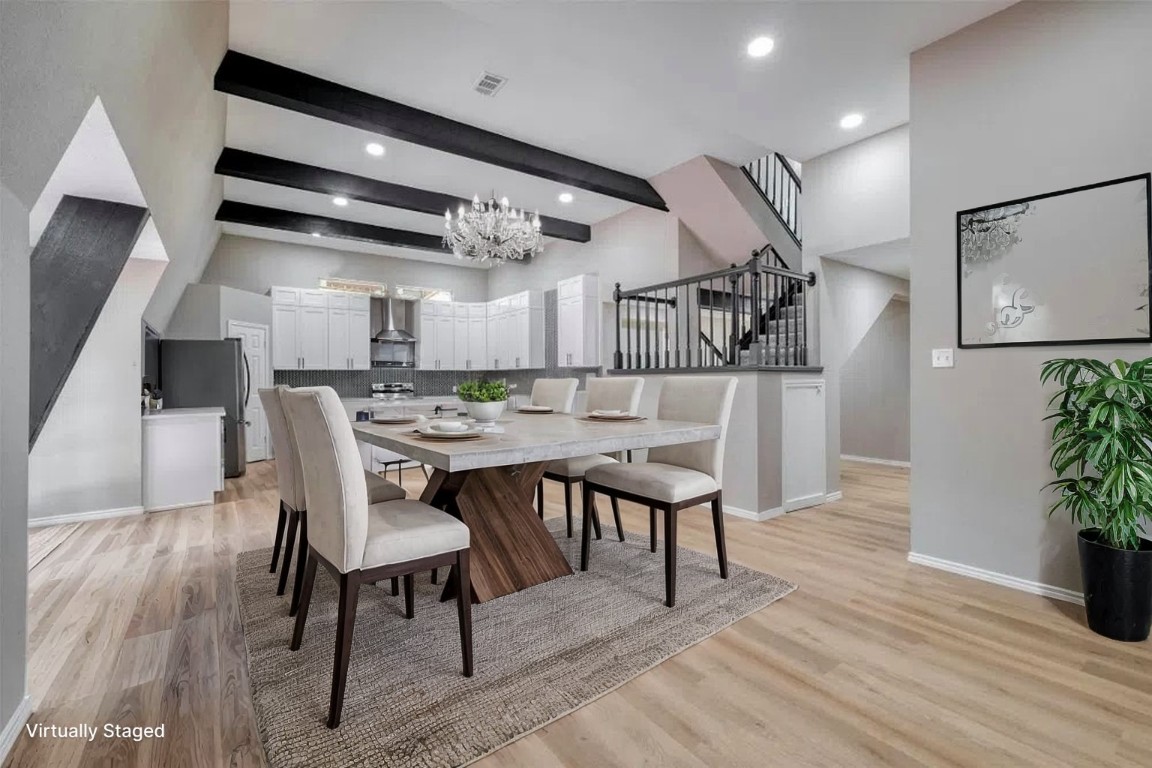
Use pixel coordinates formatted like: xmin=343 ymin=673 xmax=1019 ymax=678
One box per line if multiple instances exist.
xmin=957 ymin=173 xmax=1152 ymax=349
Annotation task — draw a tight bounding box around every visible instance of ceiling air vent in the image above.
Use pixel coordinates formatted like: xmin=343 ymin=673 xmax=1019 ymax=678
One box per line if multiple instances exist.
xmin=473 ymin=72 xmax=508 ymax=97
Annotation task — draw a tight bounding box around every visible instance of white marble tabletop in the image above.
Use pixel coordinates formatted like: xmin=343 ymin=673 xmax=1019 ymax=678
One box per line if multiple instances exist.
xmin=352 ymin=411 xmax=721 ymax=472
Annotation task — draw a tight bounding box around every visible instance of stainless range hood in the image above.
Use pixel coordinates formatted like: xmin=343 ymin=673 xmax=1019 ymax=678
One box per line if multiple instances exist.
xmin=373 ymin=297 xmax=416 ymax=342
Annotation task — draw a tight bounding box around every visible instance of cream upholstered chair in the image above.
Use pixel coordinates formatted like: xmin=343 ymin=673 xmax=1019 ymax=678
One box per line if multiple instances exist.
xmin=283 ymin=386 xmax=473 ymax=729
xmin=536 ymin=377 xmax=644 ymax=539
xmin=260 ymin=386 xmax=405 ymax=616
xmin=581 ymin=376 xmax=737 ymax=607
xmin=530 ymin=378 xmax=579 ymax=413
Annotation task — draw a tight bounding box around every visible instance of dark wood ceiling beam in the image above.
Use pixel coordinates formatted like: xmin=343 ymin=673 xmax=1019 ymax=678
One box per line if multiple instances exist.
xmin=214 ymin=50 xmax=668 ymax=211
xmin=216 ymin=200 xmax=449 ymax=253
xmin=215 ymin=148 xmax=591 ymax=243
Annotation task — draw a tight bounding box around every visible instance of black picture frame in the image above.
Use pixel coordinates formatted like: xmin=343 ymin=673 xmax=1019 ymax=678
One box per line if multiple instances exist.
xmin=956 ymin=172 xmax=1152 ymax=350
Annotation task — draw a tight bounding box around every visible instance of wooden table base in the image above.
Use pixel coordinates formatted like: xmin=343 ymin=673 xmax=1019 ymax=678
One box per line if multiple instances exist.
xmin=421 ymin=461 xmax=574 ymax=603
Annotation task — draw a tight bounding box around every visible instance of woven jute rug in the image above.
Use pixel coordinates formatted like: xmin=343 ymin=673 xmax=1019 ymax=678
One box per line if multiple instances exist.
xmin=235 ymin=519 xmax=796 ymax=767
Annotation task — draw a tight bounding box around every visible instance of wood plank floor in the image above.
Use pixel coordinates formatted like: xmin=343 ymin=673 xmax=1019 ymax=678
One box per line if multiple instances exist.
xmin=7 ymin=460 xmax=1151 ymax=767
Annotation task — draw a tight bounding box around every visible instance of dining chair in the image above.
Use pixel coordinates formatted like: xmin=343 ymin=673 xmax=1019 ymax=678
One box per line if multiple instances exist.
xmin=284 ymin=386 xmax=473 ymax=729
xmin=260 ymin=386 xmax=406 ymax=616
xmin=530 ymin=377 xmax=579 ymax=413
xmin=536 ymin=377 xmax=644 ymax=539
xmin=581 ymin=376 xmax=737 ymax=607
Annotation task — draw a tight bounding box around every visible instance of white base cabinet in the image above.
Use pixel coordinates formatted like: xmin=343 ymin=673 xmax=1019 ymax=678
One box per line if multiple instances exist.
xmin=142 ymin=408 xmax=225 ymax=512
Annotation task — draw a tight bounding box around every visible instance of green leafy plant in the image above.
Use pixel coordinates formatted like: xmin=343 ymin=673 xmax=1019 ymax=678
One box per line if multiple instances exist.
xmin=456 ymin=379 xmax=508 ymax=403
xmin=1042 ymin=357 xmax=1152 ymax=550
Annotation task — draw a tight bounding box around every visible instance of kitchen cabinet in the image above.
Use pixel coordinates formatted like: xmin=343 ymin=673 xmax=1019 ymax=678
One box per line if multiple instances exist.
xmin=142 ymin=408 xmax=225 ymax=512
xmin=271 ymin=287 xmax=370 ymax=370
xmin=557 ymin=274 xmax=600 ymax=367
xmin=485 ymin=292 xmax=543 ymax=370
xmin=466 ymin=314 xmax=486 ymax=371
xmin=416 ymin=301 xmax=456 ymax=370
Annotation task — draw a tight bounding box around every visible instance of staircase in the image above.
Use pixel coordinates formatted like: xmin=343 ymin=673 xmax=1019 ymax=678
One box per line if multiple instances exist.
xmin=742 ymin=152 xmax=802 ymax=249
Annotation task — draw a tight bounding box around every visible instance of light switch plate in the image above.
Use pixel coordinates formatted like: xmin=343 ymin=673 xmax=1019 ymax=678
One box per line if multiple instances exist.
xmin=932 ymin=348 xmax=954 ymax=368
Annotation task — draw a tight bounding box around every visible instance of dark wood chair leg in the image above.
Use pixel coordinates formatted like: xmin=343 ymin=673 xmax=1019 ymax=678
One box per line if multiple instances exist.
xmin=563 ymin=480 xmax=574 ymax=538
xmin=664 ymin=508 xmax=677 ymax=607
xmin=270 ymin=501 xmax=287 ymax=573
xmin=711 ymin=494 xmax=728 ymax=579
xmin=580 ymin=484 xmax=595 ymax=571
xmin=591 ymin=497 xmax=603 ymax=540
xmin=327 ymin=573 xmax=361 ymax=729
xmin=537 ymin=480 xmax=545 ymax=520
xmin=455 ymin=550 xmax=473 ymax=677
xmin=289 ymin=511 xmax=309 ymax=616
xmin=290 ymin=551 xmax=318 ymax=651
xmin=420 ymin=464 xmax=429 ymax=480
xmin=277 ymin=510 xmax=298 ymax=596
xmin=610 ymin=496 xmax=625 ymax=542
xmin=390 ymin=576 xmax=399 ymax=596
xmin=431 ymin=568 xmax=439 ymax=585
xmin=403 ymin=573 xmax=415 ymax=619
xmin=649 ymin=507 xmax=657 ymax=552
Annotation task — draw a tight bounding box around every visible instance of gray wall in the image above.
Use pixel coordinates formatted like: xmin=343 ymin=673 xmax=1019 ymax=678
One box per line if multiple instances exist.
xmin=0 ymin=0 xmax=228 ymax=333
xmin=910 ymin=1 xmax=1152 ymax=590
xmin=0 ymin=181 xmax=30 ymax=736
xmin=841 ymin=298 xmax=910 ymax=463
xmin=202 ymin=234 xmax=490 ymax=303
xmin=166 ymin=283 xmax=273 ymax=341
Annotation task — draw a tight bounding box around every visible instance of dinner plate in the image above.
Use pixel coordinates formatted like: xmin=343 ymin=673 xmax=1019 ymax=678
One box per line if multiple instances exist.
xmin=516 ymin=406 xmax=554 ymax=414
xmin=414 ymin=426 xmax=485 ymax=439
xmin=370 ymin=416 xmax=419 ymax=425
xmin=582 ymin=413 xmax=646 ymax=422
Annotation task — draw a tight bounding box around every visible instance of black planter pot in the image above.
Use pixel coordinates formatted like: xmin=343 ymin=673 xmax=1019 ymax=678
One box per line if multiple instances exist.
xmin=1077 ymin=529 xmax=1152 ymax=642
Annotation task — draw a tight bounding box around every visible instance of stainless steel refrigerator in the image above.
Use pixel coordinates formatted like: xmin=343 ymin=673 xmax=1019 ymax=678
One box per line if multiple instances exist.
xmin=159 ymin=338 xmax=248 ymax=477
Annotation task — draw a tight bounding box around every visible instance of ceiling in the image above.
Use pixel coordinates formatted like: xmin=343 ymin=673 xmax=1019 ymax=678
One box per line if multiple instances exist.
xmin=222 ymin=0 xmax=1009 ymax=261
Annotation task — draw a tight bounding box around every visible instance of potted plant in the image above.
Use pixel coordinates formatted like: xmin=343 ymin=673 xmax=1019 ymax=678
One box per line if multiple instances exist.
xmin=457 ymin=379 xmax=509 ymax=425
xmin=1042 ymin=357 xmax=1152 ymax=641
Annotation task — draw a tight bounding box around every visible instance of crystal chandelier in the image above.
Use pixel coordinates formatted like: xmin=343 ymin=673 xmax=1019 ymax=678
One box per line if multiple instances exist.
xmin=444 ymin=194 xmax=543 ymax=263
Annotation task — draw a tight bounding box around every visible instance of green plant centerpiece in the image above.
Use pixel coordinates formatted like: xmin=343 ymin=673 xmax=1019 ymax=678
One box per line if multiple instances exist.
xmin=457 ymin=379 xmax=508 ymax=425
xmin=1042 ymin=357 xmax=1152 ymax=641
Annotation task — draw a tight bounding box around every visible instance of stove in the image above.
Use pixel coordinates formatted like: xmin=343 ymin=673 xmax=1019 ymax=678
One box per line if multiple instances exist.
xmin=371 ymin=382 xmax=415 ymax=400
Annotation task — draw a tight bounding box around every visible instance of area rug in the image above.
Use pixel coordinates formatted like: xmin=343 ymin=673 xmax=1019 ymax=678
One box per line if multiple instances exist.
xmin=235 ymin=520 xmax=796 ymax=767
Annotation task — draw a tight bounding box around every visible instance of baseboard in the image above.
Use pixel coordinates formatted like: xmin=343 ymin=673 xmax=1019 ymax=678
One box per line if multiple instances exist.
xmin=144 ymin=499 xmax=214 ymax=513
xmin=907 ymin=552 xmax=1084 ymax=605
xmin=842 ymin=454 xmax=911 ymax=468
xmin=723 ymin=504 xmax=784 ymax=522
xmin=0 ymin=695 xmax=32 ymax=765
xmin=27 ymin=505 xmax=143 ymax=529
xmin=784 ymin=493 xmax=826 ymax=512
xmin=825 ymin=491 xmax=843 ymax=503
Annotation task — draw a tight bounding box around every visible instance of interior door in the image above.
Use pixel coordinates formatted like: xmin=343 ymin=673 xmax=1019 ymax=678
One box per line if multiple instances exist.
xmin=228 ymin=320 xmax=270 ymax=462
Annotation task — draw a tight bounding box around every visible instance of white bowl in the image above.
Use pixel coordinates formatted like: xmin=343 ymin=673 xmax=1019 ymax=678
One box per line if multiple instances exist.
xmin=433 ymin=421 xmax=468 ymax=432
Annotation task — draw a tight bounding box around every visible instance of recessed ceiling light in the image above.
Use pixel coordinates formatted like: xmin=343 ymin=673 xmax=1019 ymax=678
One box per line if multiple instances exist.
xmin=332 ymin=196 xmax=349 ymax=207
xmin=746 ymin=36 xmax=775 ymax=58
xmin=558 ymin=192 xmax=574 ymax=204
xmin=839 ymin=112 xmax=864 ymax=130
xmin=311 ymin=232 xmax=321 ymax=237
xmin=365 ymin=142 xmax=385 ymax=157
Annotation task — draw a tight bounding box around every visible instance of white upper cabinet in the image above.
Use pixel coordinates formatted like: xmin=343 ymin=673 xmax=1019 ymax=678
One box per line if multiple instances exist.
xmin=271 ymin=287 xmax=370 ymax=370
xmin=556 ymin=275 xmax=600 ymax=368
xmin=486 ymin=293 xmax=542 ymax=370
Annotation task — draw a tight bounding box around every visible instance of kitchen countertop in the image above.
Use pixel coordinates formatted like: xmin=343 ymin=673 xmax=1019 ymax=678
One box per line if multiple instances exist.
xmin=142 ymin=407 xmax=226 ymax=421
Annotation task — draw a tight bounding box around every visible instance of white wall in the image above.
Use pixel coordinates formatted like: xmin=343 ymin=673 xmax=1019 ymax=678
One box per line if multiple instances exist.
xmin=28 ymin=221 xmax=168 ymax=522
xmin=818 ymin=259 xmax=910 ymax=492
xmin=910 ymin=1 xmax=1152 ymax=592
xmin=804 ymin=124 xmax=910 ymax=259
xmin=201 ymin=234 xmax=490 ymax=304
xmin=0 ymin=0 xmax=228 ymax=333
xmin=841 ymin=297 xmax=910 ymax=463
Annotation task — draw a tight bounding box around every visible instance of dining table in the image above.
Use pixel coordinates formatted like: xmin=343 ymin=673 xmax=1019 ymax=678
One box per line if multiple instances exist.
xmin=352 ymin=410 xmax=721 ymax=603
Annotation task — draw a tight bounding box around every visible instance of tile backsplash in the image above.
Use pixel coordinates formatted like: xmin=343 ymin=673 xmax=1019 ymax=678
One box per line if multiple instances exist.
xmin=274 ymin=289 xmax=601 ymax=397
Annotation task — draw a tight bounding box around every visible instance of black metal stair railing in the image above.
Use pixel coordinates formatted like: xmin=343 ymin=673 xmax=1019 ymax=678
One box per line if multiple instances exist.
xmin=612 ymin=244 xmax=816 ymax=371
xmin=743 ymin=152 xmax=802 ymax=249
